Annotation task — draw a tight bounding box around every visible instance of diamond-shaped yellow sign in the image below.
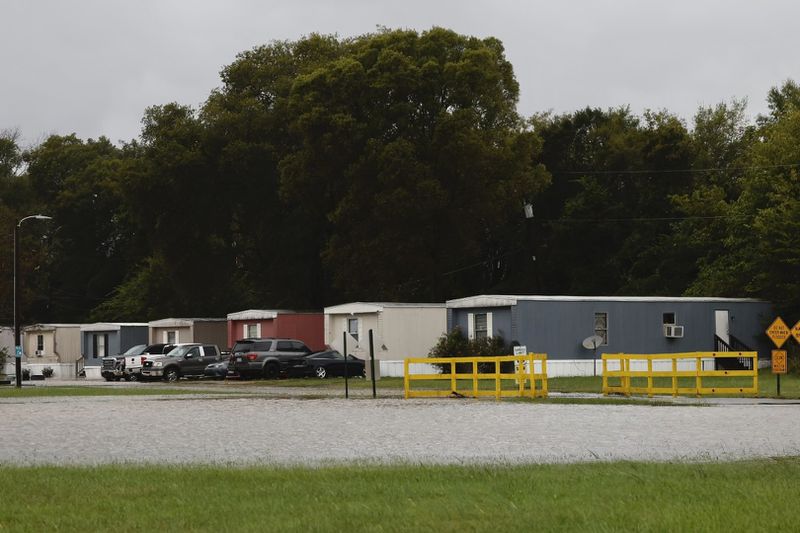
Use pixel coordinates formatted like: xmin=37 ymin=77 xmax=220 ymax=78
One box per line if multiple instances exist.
xmin=792 ymin=320 xmax=800 ymax=344
xmin=766 ymin=317 xmax=790 ymax=348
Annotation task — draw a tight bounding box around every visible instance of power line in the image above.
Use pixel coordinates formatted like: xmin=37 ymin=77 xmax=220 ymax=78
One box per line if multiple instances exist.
xmin=549 ymin=162 xmax=800 ymax=176
xmin=542 ymin=214 xmax=744 ymax=223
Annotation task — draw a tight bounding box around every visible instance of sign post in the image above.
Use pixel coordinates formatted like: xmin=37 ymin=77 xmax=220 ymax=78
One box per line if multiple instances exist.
xmin=767 ymin=317 xmax=791 ymax=396
xmin=772 ymin=350 xmax=787 ymax=396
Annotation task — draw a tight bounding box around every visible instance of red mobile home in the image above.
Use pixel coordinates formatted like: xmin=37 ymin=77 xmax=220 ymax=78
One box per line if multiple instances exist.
xmin=226 ymin=310 xmax=325 ymax=351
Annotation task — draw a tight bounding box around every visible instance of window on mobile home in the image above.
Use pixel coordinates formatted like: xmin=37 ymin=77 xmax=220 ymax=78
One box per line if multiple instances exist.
xmin=594 ymin=312 xmax=608 ymax=345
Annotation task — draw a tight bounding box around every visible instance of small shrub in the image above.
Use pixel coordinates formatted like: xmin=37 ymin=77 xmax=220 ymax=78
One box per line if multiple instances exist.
xmin=428 ymin=328 xmax=512 ymax=373
xmin=42 ymin=366 xmax=54 ymax=378
xmin=22 ymin=368 xmax=30 ymax=380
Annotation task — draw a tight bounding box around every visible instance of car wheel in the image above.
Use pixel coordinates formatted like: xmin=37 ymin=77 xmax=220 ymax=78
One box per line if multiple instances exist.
xmin=263 ymin=363 xmax=280 ymax=379
xmin=314 ymin=366 xmax=327 ymax=379
xmin=164 ymin=368 xmax=180 ymax=383
xmin=127 ymin=373 xmax=138 ymax=382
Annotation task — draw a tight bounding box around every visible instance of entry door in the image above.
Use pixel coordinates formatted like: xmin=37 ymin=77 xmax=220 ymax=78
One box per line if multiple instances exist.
xmin=714 ymin=310 xmax=729 ymax=343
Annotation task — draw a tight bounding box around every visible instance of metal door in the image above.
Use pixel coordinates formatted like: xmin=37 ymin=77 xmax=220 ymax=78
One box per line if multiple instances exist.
xmin=714 ymin=310 xmax=730 ymax=344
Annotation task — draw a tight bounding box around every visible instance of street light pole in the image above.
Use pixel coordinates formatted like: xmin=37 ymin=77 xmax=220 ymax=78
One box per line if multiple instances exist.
xmin=13 ymin=214 xmax=52 ymax=388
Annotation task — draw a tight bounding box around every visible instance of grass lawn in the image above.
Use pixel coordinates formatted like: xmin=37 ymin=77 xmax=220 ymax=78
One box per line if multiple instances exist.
xmin=4 ymin=369 xmax=798 ymax=400
xmin=601 ymin=369 xmax=800 ymax=399
xmin=0 ymin=459 xmax=797 ymax=532
xmin=0 ymin=386 xmax=236 ymax=399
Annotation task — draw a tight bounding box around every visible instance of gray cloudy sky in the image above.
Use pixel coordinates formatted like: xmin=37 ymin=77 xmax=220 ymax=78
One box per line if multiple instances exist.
xmin=2 ymin=0 xmax=798 ymax=146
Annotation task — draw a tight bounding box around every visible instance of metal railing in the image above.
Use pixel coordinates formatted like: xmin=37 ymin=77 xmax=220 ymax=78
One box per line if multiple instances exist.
xmin=713 ymin=335 xmax=755 ymax=370
xmin=602 ymin=351 xmax=758 ymax=397
xmin=404 ymin=354 xmax=548 ymax=399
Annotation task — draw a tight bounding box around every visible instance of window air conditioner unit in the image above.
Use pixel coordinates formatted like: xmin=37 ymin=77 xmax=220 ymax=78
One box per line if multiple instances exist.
xmin=663 ymin=325 xmax=684 ymax=338
xmin=35 ymin=350 xmax=44 ymax=356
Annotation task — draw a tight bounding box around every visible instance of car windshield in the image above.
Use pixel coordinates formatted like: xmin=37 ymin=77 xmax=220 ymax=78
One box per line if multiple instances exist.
xmin=166 ymin=345 xmax=196 ymax=357
xmin=122 ymin=344 xmax=146 ymax=356
xmin=308 ymin=350 xmax=342 ymax=359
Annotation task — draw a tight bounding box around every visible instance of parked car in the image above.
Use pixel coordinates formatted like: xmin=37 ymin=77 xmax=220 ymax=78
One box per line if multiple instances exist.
xmin=100 ymin=344 xmax=147 ymax=381
xmin=140 ymin=343 xmax=223 ymax=382
xmin=228 ymin=338 xmax=313 ymax=379
xmin=124 ymin=343 xmax=177 ymax=380
xmin=292 ymin=350 xmax=366 ymax=379
xmin=203 ymin=360 xmax=229 ymax=380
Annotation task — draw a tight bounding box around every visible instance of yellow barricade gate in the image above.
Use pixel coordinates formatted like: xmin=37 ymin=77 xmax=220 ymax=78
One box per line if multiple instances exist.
xmin=404 ymin=354 xmax=548 ymax=399
xmin=602 ymin=352 xmax=758 ymax=397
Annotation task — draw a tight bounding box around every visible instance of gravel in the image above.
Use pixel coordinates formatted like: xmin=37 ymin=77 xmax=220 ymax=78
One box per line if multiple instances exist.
xmin=1 ymin=395 xmax=799 ymax=466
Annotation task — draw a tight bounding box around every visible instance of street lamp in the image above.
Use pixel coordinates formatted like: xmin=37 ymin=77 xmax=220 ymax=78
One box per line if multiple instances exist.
xmin=13 ymin=214 xmax=52 ymax=388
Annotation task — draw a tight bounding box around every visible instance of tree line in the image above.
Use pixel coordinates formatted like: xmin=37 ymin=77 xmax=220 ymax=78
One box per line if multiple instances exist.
xmin=1 ymin=27 xmax=799 ymax=325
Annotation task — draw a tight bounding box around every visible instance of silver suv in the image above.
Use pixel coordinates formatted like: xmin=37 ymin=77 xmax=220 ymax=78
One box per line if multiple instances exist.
xmin=229 ymin=338 xmax=312 ymax=379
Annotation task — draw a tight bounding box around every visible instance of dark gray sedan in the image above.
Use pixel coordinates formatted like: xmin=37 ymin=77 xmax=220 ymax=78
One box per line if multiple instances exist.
xmin=293 ymin=350 xmax=366 ymax=379
xmin=203 ymin=360 xmax=229 ymax=379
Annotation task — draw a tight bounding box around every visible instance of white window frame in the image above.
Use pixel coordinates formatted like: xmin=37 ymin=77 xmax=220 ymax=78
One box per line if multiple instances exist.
xmin=94 ymin=333 xmax=107 ymax=358
xmin=163 ymin=330 xmax=179 ymax=344
xmin=662 ymin=312 xmax=676 ymax=325
xmin=467 ymin=312 xmax=493 ymax=340
xmin=348 ymin=318 xmax=359 ymax=342
xmin=243 ymin=323 xmax=261 ymax=338
xmin=594 ymin=312 xmax=608 ymax=346
xmin=36 ymin=334 xmax=44 ymax=352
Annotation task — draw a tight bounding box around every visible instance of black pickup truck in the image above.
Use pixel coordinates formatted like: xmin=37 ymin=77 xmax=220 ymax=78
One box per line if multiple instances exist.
xmin=140 ymin=343 xmax=224 ymax=382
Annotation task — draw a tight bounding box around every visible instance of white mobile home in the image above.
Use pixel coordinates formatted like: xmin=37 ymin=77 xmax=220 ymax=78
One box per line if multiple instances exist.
xmin=324 ymin=302 xmax=446 ymax=376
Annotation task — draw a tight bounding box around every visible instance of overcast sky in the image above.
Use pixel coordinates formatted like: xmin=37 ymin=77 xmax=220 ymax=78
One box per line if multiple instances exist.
xmin=2 ymin=0 xmax=798 ymax=146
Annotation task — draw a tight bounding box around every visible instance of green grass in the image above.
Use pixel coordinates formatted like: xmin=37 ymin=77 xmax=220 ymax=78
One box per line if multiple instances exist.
xmin=0 ymin=386 xmax=236 ymax=398
xmin=601 ymin=369 xmax=800 ymax=399
xmin=0 ymin=459 xmax=797 ymax=532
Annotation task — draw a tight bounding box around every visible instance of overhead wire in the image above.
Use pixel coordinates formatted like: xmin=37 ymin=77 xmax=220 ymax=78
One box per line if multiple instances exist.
xmin=548 ymin=162 xmax=800 ymax=176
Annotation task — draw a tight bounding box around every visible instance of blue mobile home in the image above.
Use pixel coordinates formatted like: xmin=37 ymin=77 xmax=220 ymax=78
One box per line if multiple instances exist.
xmin=80 ymin=323 xmax=149 ymax=367
xmin=446 ymin=295 xmax=773 ymax=375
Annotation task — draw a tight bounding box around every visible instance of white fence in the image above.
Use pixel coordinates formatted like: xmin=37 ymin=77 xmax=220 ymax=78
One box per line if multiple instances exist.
xmin=380 ymin=358 xmax=717 ymax=378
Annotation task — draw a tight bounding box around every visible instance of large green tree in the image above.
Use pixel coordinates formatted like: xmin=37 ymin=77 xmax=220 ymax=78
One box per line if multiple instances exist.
xmin=22 ymin=135 xmax=136 ymax=321
xmin=204 ymin=28 xmax=550 ymax=305
xmin=533 ymin=107 xmax=693 ymax=295
xmin=686 ymin=87 xmax=800 ymax=316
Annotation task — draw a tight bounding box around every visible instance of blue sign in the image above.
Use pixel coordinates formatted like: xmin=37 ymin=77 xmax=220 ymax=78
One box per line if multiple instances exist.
xmin=15 ymin=345 xmax=22 ymax=358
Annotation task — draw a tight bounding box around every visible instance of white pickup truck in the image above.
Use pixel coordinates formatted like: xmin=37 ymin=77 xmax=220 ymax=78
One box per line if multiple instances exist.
xmin=124 ymin=343 xmax=177 ymax=380
xmin=101 ymin=343 xmax=176 ymax=381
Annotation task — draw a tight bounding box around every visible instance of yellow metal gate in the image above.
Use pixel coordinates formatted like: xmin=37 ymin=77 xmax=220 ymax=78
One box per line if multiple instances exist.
xmin=602 ymin=352 xmax=758 ymax=397
xmin=404 ymin=354 xmax=548 ymax=399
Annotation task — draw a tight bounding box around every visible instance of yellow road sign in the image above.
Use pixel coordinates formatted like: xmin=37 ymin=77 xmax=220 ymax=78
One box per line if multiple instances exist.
xmin=766 ymin=317 xmax=790 ymax=348
xmin=792 ymin=320 xmax=800 ymax=344
xmin=772 ymin=350 xmax=787 ymax=374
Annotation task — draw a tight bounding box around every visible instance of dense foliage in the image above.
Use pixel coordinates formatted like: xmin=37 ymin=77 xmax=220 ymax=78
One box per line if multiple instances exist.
xmin=427 ymin=328 xmax=510 ymax=372
xmin=1 ymin=28 xmax=799 ymax=325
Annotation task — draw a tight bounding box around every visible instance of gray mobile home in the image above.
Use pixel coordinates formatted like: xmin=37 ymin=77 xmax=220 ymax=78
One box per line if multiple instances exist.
xmin=80 ymin=323 xmax=149 ymax=366
xmin=447 ymin=295 xmax=773 ymax=376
